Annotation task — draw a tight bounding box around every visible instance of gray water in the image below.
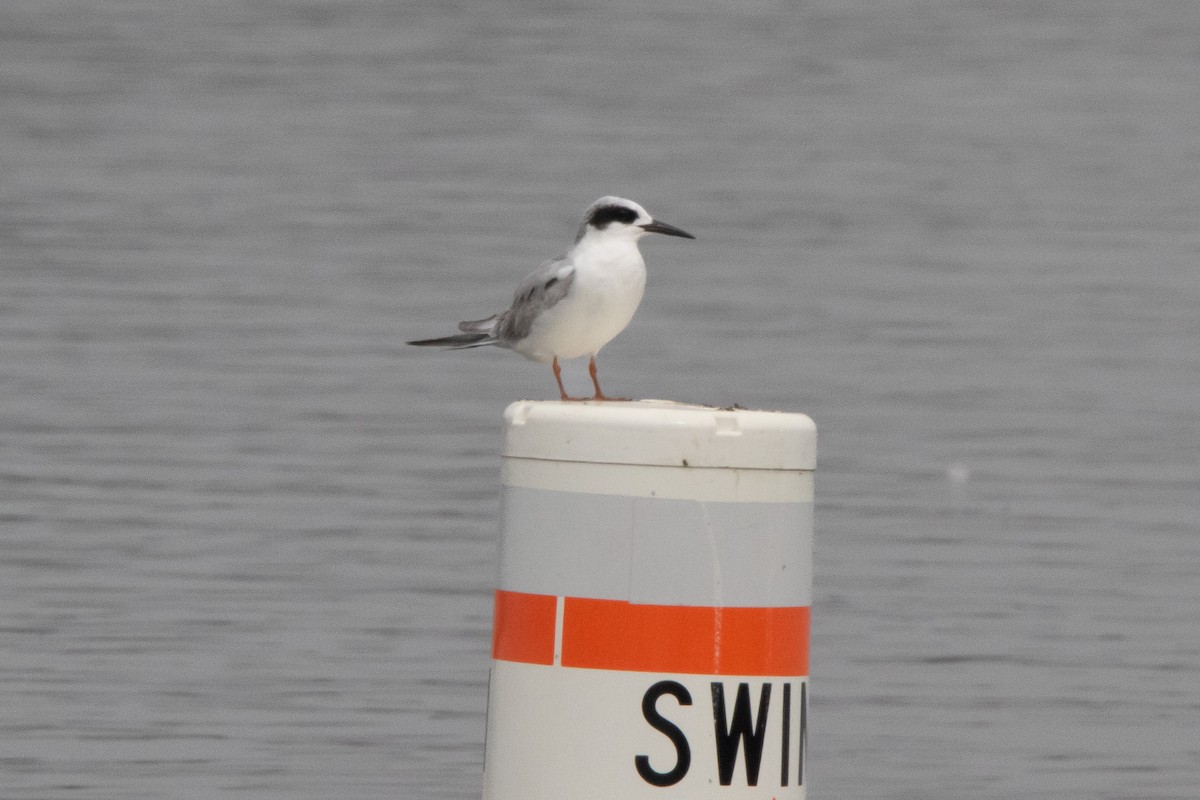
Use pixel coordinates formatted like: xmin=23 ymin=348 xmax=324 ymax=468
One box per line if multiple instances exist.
xmin=3 ymin=1 xmax=1199 ymax=798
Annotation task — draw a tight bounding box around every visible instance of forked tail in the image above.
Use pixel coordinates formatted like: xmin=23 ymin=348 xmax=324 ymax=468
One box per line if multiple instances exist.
xmin=406 ymin=332 xmax=495 ymax=349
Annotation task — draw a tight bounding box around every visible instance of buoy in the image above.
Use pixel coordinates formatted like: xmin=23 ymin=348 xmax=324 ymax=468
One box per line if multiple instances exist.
xmin=482 ymin=400 xmax=816 ymax=799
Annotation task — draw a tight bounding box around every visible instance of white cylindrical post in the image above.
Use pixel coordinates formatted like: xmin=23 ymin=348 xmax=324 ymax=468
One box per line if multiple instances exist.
xmin=482 ymin=400 xmax=816 ymax=800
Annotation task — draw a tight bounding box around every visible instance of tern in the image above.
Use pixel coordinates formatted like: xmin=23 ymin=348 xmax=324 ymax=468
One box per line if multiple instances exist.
xmin=407 ymin=196 xmax=695 ymax=401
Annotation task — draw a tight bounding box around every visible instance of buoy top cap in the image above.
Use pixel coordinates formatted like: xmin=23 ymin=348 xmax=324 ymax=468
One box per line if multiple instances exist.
xmin=503 ymin=399 xmax=815 ymax=470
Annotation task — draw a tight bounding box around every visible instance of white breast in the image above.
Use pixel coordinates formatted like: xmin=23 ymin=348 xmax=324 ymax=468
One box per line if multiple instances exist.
xmin=514 ymin=239 xmax=647 ymax=362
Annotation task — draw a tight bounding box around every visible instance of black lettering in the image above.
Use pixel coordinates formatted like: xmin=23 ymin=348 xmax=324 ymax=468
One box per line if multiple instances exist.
xmin=797 ymin=681 xmax=807 ymax=786
xmin=635 ymin=680 xmax=692 ymax=786
xmin=781 ymin=682 xmax=791 ymax=785
xmin=711 ymin=682 xmax=771 ymax=786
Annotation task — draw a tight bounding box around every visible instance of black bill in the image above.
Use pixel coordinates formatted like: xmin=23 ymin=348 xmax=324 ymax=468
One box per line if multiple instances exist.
xmin=640 ymin=219 xmax=696 ymax=239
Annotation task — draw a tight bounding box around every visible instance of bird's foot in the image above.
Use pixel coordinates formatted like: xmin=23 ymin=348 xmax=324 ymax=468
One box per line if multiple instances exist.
xmin=557 ymin=392 xmax=631 ymax=402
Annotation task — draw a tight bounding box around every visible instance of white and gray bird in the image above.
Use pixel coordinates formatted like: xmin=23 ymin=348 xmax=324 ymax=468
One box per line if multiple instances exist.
xmin=408 ymin=196 xmax=695 ymax=401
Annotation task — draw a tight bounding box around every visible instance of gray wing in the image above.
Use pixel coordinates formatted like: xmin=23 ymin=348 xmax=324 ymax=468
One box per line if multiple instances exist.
xmin=495 ymin=256 xmax=576 ymax=343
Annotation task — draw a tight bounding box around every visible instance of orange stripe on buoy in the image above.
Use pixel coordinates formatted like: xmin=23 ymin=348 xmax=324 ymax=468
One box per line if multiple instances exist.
xmin=492 ymin=590 xmax=809 ymax=676
xmin=491 ymin=590 xmax=557 ymax=665
xmin=563 ymin=597 xmax=809 ymax=675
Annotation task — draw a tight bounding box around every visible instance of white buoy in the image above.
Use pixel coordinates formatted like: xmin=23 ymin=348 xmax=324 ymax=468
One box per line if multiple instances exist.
xmin=482 ymin=400 xmax=816 ymax=800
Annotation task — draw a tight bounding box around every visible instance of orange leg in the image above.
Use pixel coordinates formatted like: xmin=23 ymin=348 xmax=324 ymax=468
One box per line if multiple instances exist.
xmin=588 ymin=356 xmax=630 ymax=402
xmin=552 ymin=356 xmax=587 ymax=401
